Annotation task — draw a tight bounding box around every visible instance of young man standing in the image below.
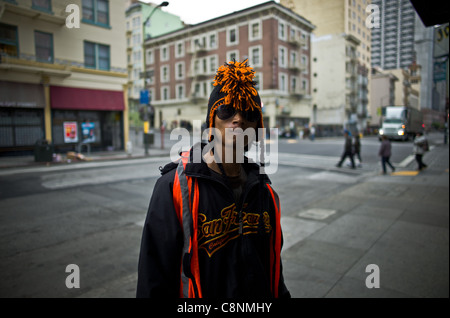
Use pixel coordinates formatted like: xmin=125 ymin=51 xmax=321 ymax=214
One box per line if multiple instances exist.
xmin=136 ymin=60 xmax=290 ymax=298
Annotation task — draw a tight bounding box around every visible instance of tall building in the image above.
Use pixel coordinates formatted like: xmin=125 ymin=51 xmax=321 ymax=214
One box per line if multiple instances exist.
xmin=0 ymin=0 xmax=128 ymax=155
xmin=142 ymin=1 xmax=315 ymax=132
xmin=371 ymin=0 xmax=416 ymax=70
xmin=125 ymin=1 xmax=184 ymax=118
xmin=370 ymin=0 xmax=444 ymax=131
xmin=281 ymin=0 xmax=371 ymax=135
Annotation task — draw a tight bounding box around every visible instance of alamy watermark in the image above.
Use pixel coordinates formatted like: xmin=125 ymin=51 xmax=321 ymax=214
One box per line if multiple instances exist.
xmin=365 ymin=264 xmax=380 ymax=289
xmin=65 ymin=4 xmax=80 ymax=29
xmin=365 ymin=4 xmax=380 ymax=29
xmin=65 ymin=264 xmax=80 ymax=289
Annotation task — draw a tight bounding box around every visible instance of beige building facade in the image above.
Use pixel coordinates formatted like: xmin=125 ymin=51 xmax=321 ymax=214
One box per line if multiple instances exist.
xmin=369 ymin=67 xmax=398 ymax=128
xmin=0 ymin=0 xmax=128 ymax=154
xmin=281 ymin=0 xmax=372 ymax=134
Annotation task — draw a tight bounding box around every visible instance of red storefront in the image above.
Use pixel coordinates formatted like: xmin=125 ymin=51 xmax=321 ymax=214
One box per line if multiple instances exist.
xmin=50 ymin=86 xmax=125 ymax=152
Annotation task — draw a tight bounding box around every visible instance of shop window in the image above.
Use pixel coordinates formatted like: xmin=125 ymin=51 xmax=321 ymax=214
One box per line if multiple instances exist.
xmin=0 ymin=108 xmax=44 ymax=148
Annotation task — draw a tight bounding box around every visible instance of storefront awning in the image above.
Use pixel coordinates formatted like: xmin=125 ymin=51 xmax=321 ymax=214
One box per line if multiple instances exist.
xmin=50 ymin=86 xmax=125 ymax=111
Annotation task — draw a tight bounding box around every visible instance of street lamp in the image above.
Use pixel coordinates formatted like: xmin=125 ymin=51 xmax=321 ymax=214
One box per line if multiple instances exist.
xmin=141 ymin=1 xmax=169 ymax=155
xmin=143 ymin=1 xmax=169 ymax=41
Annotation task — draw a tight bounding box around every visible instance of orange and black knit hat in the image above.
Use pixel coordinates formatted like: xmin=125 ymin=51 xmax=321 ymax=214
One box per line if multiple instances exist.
xmin=206 ymin=59 xmax=264 ymax=140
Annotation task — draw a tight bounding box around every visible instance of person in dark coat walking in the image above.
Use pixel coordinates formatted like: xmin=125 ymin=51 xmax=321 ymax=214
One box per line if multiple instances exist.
xmin=336 ymin=131 xmax=355 ymax=169
xmin=378 ymin=135 xmax=395 ymax=174
xmin=353 ymin=135 xmax=362 ymax=167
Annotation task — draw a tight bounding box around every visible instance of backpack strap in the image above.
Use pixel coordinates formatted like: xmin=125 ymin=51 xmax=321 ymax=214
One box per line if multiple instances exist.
xmin=172 ymin=151 xmax=202 ymax=298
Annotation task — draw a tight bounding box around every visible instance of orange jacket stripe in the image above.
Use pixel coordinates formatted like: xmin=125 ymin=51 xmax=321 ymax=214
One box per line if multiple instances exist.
xmin=267 ymin=183 xmax=281 ymax=298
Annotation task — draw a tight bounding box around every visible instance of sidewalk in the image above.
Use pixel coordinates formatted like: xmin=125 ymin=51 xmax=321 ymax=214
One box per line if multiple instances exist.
xmin=282 ymin=143 xmax=449 ymax=297
xmin=0 ymin=142 xmax=172 ymax=170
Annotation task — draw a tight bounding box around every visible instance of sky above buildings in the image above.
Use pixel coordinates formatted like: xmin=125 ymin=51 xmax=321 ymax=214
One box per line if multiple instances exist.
xmin=145 ymin=0 xmax=279 ymax=25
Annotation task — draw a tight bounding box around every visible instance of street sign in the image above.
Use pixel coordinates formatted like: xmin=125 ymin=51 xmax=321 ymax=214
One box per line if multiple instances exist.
xmin=140 ymin=90 xmax=149 ymax=104
xmin=139 ymin=70 xmax=154 ymax=79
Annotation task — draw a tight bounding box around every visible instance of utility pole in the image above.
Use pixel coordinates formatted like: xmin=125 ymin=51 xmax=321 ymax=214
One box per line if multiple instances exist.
xmin=141 ymin=1 xmax=169 ymax=155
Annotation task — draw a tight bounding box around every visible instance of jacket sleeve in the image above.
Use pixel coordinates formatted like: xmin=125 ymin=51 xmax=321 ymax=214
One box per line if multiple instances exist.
xmin=136 ymin=169 xmax=183 ymax=298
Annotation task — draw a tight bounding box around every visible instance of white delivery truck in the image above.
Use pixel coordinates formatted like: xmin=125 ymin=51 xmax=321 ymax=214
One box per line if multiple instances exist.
xmin=379 ymin=106 xmax=423 ymax=141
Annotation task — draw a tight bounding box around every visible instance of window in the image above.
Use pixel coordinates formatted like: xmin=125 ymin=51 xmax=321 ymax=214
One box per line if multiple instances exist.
xmin=175 ymin=62 xmax=184 ymax=80
xmin=227 ymin=50 xmax=239 ymax=62
xmin=176 ymin=84 xmax=185 ymax=99
xmin=291 ymin=77 xmax=297 ymax=92
xmin=175 ymin=41 xmax=184 ymax=58
xmin=279 ymin=46 xmax=287 ymax=67
xmin=0 ymin=23 xmax=19 ymax=57
xmin=279 ymin=73 xmax=287 ymax=92
xmin=161 ymin=46 xmax=169 ymax=61
xmin=209 ymin=33 xmax=217 ymax=49
xmin=161 ymin=87 xmax=169 ymax=100
xmin=146 ymin=49 xmax=154 ymax=65
xmin=32 ymin=0 xmax=52 ymax=12
xmin=161 ymin=65 xmax=170 ymax=82
xmin=84 ymin=41 xmax=110 ymax=70
xmin=254 ymin=73 xmax=262 ymax=90
xmin=302 ymin=79 xmax=308 ymax=91
xmin=35 ymin=31 xmax=53 ymax=63
xmin=279 ymin=21 xmax=286 ymax=40
xmin=202 ymin=58 xmax=207 ymax=74
xmin=249 ymin=46 xmax=262 ymax=67
xmin=290 ymin=51 xmax=297 ymax=67
xmin=249 ymin=20 xmax=262 ymax=41
xmin=227 ymin=26 xmax=238 ymax=46
xmin=229 ymin=29 xmax=236 ymax=43
xmin=82 ymin=0 xmax=110 ymax=27
xmin=209 ymin=56 xmax=217 ymax=73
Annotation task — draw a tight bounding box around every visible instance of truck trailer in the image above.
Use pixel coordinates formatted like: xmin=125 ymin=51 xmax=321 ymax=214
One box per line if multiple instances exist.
xmin=379 ymin=106 xmax=423 ymax=141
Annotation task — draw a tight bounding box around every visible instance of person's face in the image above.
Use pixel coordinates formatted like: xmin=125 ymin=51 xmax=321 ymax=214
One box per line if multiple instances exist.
xmin=214 ymin=110 xmax=258 ymax=150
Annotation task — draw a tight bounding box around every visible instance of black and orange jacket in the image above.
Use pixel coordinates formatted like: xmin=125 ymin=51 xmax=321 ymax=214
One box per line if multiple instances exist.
xmin=136 ymin=144 xmax=290 ymax=298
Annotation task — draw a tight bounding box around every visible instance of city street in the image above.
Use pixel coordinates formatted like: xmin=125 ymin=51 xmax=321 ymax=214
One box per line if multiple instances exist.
xmin=0 ymin=132 xmax=448 ymax=298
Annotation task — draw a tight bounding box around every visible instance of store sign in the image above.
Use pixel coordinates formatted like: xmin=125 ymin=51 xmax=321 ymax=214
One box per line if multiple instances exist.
xmin=64 ymin=122 xmax=78 ymax=143
xmin=434 ymin=23 xmax=449 ymax=58
xmin=81 ymin=122 xmax=95 ymax=143
xmin=434 ymin=61 xmax=447 ymax=82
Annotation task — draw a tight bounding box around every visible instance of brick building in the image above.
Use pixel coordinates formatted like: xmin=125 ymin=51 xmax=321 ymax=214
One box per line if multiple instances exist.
xmin=142 ymin=1 xmax=315 ymax=133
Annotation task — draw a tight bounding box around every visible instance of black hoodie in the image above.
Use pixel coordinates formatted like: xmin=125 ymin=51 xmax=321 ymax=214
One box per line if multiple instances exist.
xmin=136 ymin=145 xmax=290 ymax=298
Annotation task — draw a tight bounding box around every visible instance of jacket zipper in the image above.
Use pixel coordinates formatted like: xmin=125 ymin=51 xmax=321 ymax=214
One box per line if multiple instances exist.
xmin=187 ymin=171 xmax=262 ymax=235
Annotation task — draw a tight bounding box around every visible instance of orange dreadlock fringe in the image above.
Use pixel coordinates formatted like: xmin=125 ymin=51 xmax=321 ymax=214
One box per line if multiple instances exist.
xmin=208 ymin=59 xmax=264 ymax=140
